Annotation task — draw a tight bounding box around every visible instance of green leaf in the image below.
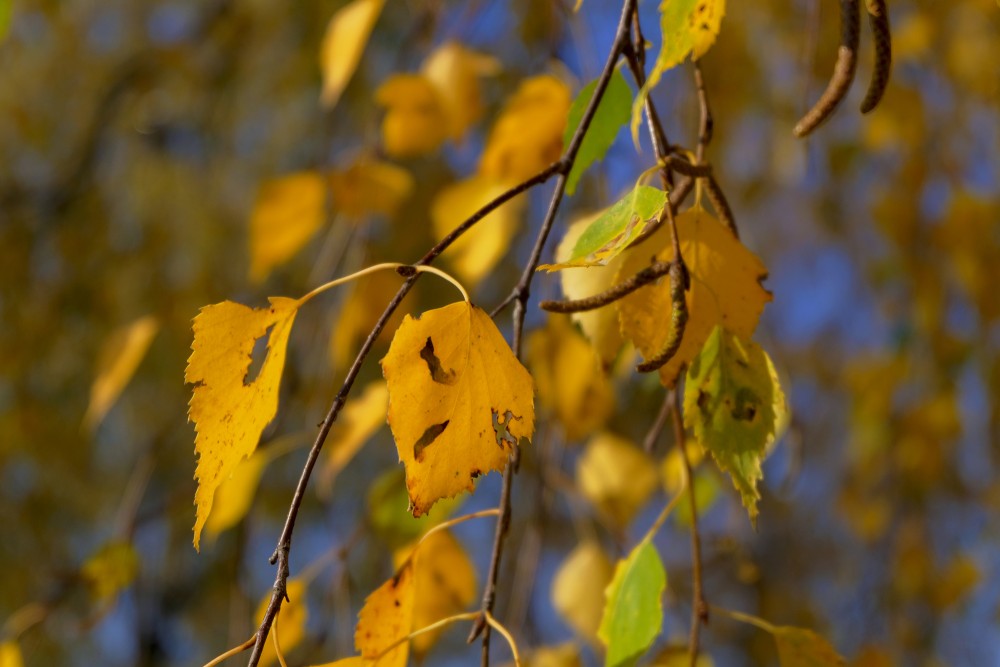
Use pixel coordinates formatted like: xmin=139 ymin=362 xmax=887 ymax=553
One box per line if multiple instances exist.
xmin=564 ymin=69 xmax=632 ymax=196
xmin=773 ymin=626 xmax=846 ymax=666
xmin=366 ymin=469 xmax=463 ymax=549
xmin=683 ymin=326 xmax=786 ymax=525
xmin=598 ymin=540 xmax=665 ymax=667
xmin=538 ymin=184 xmax=666 ymax=271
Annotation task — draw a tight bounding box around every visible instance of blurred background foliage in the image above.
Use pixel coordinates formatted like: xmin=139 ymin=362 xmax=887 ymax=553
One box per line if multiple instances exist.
xmin=1 ymin=0 xmax=999 ymax=665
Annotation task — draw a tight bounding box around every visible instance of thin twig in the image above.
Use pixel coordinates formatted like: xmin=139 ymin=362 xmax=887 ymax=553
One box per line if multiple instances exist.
xmin=643 ymin=390 xmax=674 ymax=454
xmin=670 ymin=387 xmax=708 ymax=667
xmin=694 ymin=61 xmax=714 ymax=163
xmin=539 ymin=261 xmax=672 ymax=313
xmin=704 ymin=173 xmax=739 ymax=239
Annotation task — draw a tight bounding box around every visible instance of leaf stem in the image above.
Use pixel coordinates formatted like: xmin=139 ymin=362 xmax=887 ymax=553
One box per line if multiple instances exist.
xmin=297 ymin=262 xmax=469 ymax=306
xmin=272 ymin=608 xmax=289 ymax=667
xmin=203 ymin=634 xmax=256 ymax=667
xmin=709 ymin=605 xmax=777 ymax=634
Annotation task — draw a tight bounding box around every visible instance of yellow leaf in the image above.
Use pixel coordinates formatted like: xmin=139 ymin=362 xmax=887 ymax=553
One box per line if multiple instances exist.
xmin=648 ymin=646 xmax=714 ymax=666
xmin=930 ymin=554 xmax=980 ymax=610
xmin=329 ymin=158 xmax=413 ymax=219
xmin=187 ymin=297 xmax=299 ymax=550
xmin=689 ymin=0 xmax=726 ymax=60
xmin=255 ymin=579 xmax=308 ymax=667
xmin=329 ymin=270 xmax=408 ymax=370
xmin=772 ymin=626 xmax=845 ymax=666
xmin=555 ymin=213 xmax=624 ymax=364
xmin=81 ymin=541 xmax=139 ymax=602
xmin=375 ymin=74 xmax=449 ymax=158
xmin=84 ymin=315 xmax=159 ymax=430
xmin=0 ymin=642 xmax=23 ymax=667
xmin=421 ymin=42 xmax=501 ymax=141
xmin=248 ymin=172 xmax=327 ymax=283
xmin=393 ymin=530 xmax=477 ymax=656
xmin=319 ymin=380 xmax=389 ymax=494
xmin=203 ymin=446 xmax=270 ymax=540
xmin=308 ymin=659 xmax=369 ymax=667
xmin=527 ymin=315 xmax=614 ymax=441
xmin=430 ymin=174 xmax=525 ymax=286
xmin=616 ymin=207 xmax=770 ymax=385
xmin=355 ymin=562 xmax=416 ymax=667
xmin=551 ymin=540 xmax=615 ymax=643
xmin=319 ymin=0 xmax=385 ymax=108
xmin=577 ymin=432 xmax=658 ymax=525
xmin=381 ymin=301 xmax=535 ymax=516
xmin=480 ymin=75 xmax=571 ymax=182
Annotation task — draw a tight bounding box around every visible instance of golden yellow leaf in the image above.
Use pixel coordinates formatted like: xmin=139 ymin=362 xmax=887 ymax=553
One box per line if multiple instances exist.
xmin=421 ymin=42 xmax=501 ymax=141
xmin=393 ymin=530 xmax=477 ymax=656
xmin=375 ymin=74 xmax=449 ymax=158
xmin=480 ymin=75 xmax=571 ymax=182
xmin=617 ymin=207 xmax=770 ymax=385
xmin=555 ymin=213 xmax=623 ymax=364
xmin=689 ymin=0 xmax=726 ymax=60
xmin=329 ymin=158 xmax=413 ymax=219
xmin=187 ymin=297 xmax=299 ymax=550
xmin=0 ymin=642 xmax=23 ymax=667
xmin=381 ymin=301 xmax=535 ymax=516
xmin=431 ymin=174 xmax=525 ymax=286
xmin=84 ymin=315 xmax=159 ymax=430
xmin=355 ymin=562 xmax=416 ymax=667
xmin=551 ymin=540 xmax=615 ymax=644
xmin=203 ymin=446 xmax=270 ymax=540
xmin=248 ymin=172 xmax=327 ymax=283
xmin=81 ymin=541 xmax=139 ymax=602
xmin=930 ymin=554 xmax=980 ymax=610
xmin=773 ymin=626 xmax=845 ymax=666
xmin=527 ymin=315 xmax=613 ymax=442
xmin=308 ymin=659 xmax=369 ymax=667
xmin=329 ymin=270 xmax=408 ymax=370
xmin=319 ymin=380 xmax=388 ymax=494
xmin=576 ymin=431 xmax=658 ymax=525
xmin=255 ymin=579 xmax=308 ymax=667
xmin=319 ymin=0 xmax=385 ymax=108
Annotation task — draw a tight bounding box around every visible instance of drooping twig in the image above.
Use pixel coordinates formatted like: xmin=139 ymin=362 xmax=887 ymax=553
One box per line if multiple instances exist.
xmin=794 ymin=0 xmax=861 ymax=137
xmin=860 ymin=0 xmax=891 ymax=113
xmin=704 ymin=173 xmax=739 ymax=238
xmin=636 ymin=260 xmax=689 ymax=373
xmin=539 ymin=261 xmax=672 ymax=313
xmin=643 ymin=390 xmax=674 ymax=454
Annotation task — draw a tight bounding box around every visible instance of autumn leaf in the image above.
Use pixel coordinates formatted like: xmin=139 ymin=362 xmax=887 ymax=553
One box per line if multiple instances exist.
xmin=0 ymin=642 xmax=23 ymax=667
xmin=375 ymin=74 xmax=449 ymax=157
xmin=564 ymin=69 xmax=632 ymax=196
xmin=617 ymin=207 xmax=770 ymax=385
xmin=421 ymin=42 xmax=501 ymax=141
xmin=248 ymin=172 xmax=327 ymax=283
xmin=367 ymin=469 xmax=464 ymax=550
xmin=318 ymin=380 xmax=389 ymax=494
xmin=540 ymin=185 xmax=667 ymax=270
xmin=186 ymin=297 xmax=299 ymax=550
xmin=308 ymin=659 xmax=368 ymax=667
xmin=81 ymin=541 xmax=139 ymax=602
xmin=514 ymin=644 xmax=582 ymax=667
xmin=84 ymin=314 xmax=159 ymax=430
xmin=381 ymin=301 xmax=535 ymax=516
xmin=355 ymin=562 xmax=416 ymax=667
xmin=683 ymin=327 xmax=786 ymax=525
xmin=577 ymin=432 xmax=659 ymax=525
xmin=256 ymin=578 xmax=308 ymax=667
xmin=599 ymin=540 xmax=666 ymax=667
xmin=552 ymin=540 xmax=616 ymax=644
xmin=329 ymin=157 xmax=414 ymax=220
xmin=319 ymin=0 xmax=385 ymax=108
xmin=772 ymin=626 xmax=846 ymax=666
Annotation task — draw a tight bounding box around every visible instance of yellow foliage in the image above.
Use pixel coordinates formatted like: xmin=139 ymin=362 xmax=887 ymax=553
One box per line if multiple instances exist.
xmin=308 ymin=659 xmax=369 ymax=667
xmin=480 ymin=75 xmax=572 ymax=182
xmin=554 ymin=213 xmax=624 ymax=364
xmin=930 ymin=554 xmax=980 ymax=610
xmin=617 ymin=207 xmax=770 ymax=385
xmin=381 ymin=301 xmax=535 ymax=516
xmin=186 ymin=297 xmax=299 ymax=550
xmin=375 ymin=74 xmax=449 ymax=157
xmin=319 ymin=380 xmax=389 ymax=494
xmin=576 ymin=431 xmax=658 ymax=525
xmin=421 ymin=42 xmax=501 ymax=141
xmin=203 ymin=446 xmax=270 ymax=540
xmin=81 ymin=541 xmax=139 ymax=602
xmin=248 ymin=172 xmax=327 ymax=283
xmin=431 ymin=174 xmax=525 ymax=286
xmin=527 ymin=315 xmax=614 ymax=441
xmin=393 ymin=530 xmax=477 ymax=656
xmin=84 ymin=314 xmax=159 ymax=430
xmin=773 ymin=626 xmax=845 ymax=666
xmin=319 ymin=0 xmax=385 ymax=108
xmin=0 ymin=642 xmax=23 ymax=667
xmin=255 ymin=579 xmax=308 ymax=667
xmin=551 ymin=540 xmax=615 ymax=643
xmin=329 ymin=158 xmax=413 ymax=219
xmin=355 ymin=562 xmax=415 ymax=667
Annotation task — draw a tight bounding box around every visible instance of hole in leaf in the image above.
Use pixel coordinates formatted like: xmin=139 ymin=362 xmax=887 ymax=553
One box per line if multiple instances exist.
xmin=414 ymin=420 xmax=449 ymax=460
xmin=420 ymin=337 xmax=457 ymax=385
xmin=244 ymin=325 xmax=274 ymax=386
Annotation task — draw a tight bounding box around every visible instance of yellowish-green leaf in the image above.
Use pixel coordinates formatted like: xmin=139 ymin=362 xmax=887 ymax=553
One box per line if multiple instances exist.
xmin=773 ymin=626 xmax=846 ymax=666
xmin=577 ymin=432 xmax=658 ymax=525
xmin=318 ymin=380 xmax=388 ymax=494
xmin=527 ymin=315 xmax=614 ymax=441
xmin=382 ymin=301 xmax=535 ymax=515
xmin=661 ymin=445 xmax=719 ymax=527
xmin=248 ymin=172 xmax=327 ymax=283
xmin=617 ymin=207 xmax=771 ymax=385
xmin=367 ymin=469 xmax=463 ymax=550
xmin=0 ymin=641 xmax=23 ymax=667
xmin=187 ymin=297 xmax=299 ymax=550
xmin=539 ymin=185 xmax=666 ymax=270
xmin=552 ymin=540 xmax=615 ymax=644
xmin=431 ymin=174 xmax=525 ymax=286
xmin=421 ymin=42 xmax=501 ymax=141
xmin=393 ymin=530 xmax=477 ymax=656
xmin=355 ymin=562 xmax=416 ymax=667
xmin=375 ymin=74 xmax=449 ymax=157
xmin=598 ymin=540 xmax=666 ymax=667
xmin=329 ymin=158 xmax=414 ymax=219
xmin=84 ymin=315 xmax=159 ymax=430
xmin=319 ymin=0 xmax=385 ymax=108
xmin=480 ymin=75 xmax=572 ymax=182
xmin=81 ymin=541 xmax=139 ymax=602
xmin=564 ymin=69 xmax=632 ymax=196
xmin=255 ymin=578 xmax=308 ymax=667
xmin=683 ymin=326 xmax=785 ymax=525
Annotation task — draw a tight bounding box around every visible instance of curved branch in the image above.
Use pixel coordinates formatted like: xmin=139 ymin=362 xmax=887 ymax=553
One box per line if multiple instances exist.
xmin=794 ymin=0 xmax=861 ymax=137
xmin=860 ymin=0 xmax=891 ymax=113
xmin=539 ymin=261 xmax=672 ymax=313
xmin=636 ymin=261 xmax=689 ymax=373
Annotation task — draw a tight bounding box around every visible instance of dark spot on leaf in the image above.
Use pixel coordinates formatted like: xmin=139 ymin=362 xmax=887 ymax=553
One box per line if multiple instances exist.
xmin=697 ymin=390 xmax=710 ymax=412
xmin=413 ymin=421 xmax=449 ymax=461
xmin=730 ymin=387 xmax=761 ymax=423
xmin=420 ymin=337 xmax=457 ymax=385
xmin=492 ymin=409 xmax=521 ymax=449
xmin=394 ymin=599 xmax=400 ymax=607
